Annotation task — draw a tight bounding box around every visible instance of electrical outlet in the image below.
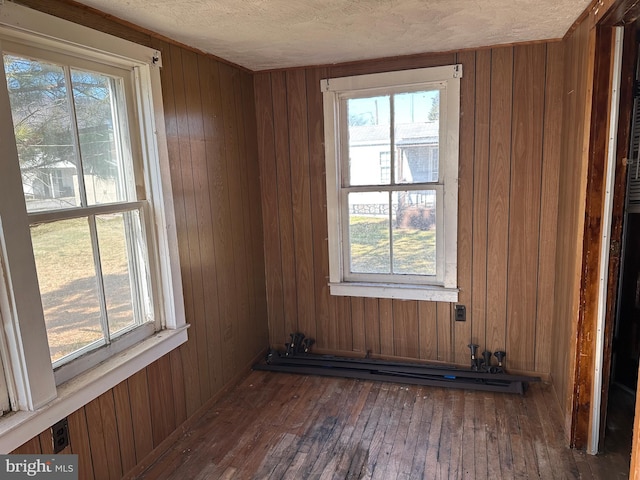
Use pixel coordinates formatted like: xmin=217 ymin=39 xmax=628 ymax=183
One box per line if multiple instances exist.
xmin=455 ymin=304 xmax=466 ymax=321
xmin=52 ymin=417 xmax=69 ymax=453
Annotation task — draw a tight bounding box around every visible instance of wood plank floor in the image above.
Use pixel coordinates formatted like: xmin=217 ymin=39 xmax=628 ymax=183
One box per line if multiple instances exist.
xmin=135 ymin=371 xmax=629 ymax=479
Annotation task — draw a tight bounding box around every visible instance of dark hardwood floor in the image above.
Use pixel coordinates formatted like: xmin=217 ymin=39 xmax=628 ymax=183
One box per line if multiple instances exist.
xmin=134 ymin=370 xmax=629 ymax=479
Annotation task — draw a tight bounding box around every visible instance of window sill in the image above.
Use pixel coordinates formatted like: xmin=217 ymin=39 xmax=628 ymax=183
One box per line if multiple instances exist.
xmin=329 ymin=282 xmax=459 ymax=302
xmin=0 ymin=326 xmax=188 ymax=453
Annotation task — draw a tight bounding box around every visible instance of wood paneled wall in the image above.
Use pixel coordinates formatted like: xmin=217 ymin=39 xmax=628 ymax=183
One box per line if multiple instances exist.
xmin=9 ymin=1 xmax=269 ymax=476
xmin=551 ymin=16 xmax=595 ymax=440
xmin=255 ymin=43 xmax=565 ymax=375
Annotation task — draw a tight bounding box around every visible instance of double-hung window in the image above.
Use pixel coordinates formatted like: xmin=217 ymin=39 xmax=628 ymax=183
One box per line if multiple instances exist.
xmin=0 ymin=3 xmax=186 ymax=450
xmin=321 ymin=65 xmax=462 ymax=302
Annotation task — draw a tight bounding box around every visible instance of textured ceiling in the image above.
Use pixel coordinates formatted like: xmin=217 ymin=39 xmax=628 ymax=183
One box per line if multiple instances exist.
xmin=74 ymin=0 xmax=591 ymax=71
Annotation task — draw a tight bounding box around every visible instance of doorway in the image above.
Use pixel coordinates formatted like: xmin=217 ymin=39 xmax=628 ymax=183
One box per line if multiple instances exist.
xmin=603 ymin=20 xmax=640 ymax=469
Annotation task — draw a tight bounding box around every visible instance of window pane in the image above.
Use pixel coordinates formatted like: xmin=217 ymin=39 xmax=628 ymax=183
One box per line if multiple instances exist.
xmin=31 ymin=218 xmax=104 ymax=363
xmin=348 ymin=192 xmax=390 ymax=274
xmin=72 ymin=70 xmax=135 ymax=205
xmin=392 ymin=191 xmax=436 ymax=275
xmin=347 ymin=96 xmax=390 ymax=186
xmin=96 ymin=210 xmax=152 ymax=337
xmin=4 ymin=55 xmax=80 ymax=212
xmin=394 ymin=90 xmax=439 ymax=184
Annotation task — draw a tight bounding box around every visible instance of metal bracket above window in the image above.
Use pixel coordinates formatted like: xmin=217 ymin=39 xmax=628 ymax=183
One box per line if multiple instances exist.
xmin=151 ymin=50 xmax=162 ymax=68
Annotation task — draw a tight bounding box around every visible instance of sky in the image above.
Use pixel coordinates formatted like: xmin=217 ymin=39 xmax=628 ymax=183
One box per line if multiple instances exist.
xmin=347 ymin=89 xmax=440 ymax=126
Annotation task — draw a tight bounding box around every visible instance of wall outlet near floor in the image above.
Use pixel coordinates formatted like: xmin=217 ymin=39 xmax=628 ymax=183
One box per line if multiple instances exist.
xmin=51 ymin=417 xmax=69 ymax=453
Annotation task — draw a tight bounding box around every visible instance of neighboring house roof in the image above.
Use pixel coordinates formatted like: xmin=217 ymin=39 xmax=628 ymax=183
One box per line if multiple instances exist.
xmin=37 ymin=160 xmax=76 ymax=170
xmin=349 ymin=122 xmax=439 ymax=146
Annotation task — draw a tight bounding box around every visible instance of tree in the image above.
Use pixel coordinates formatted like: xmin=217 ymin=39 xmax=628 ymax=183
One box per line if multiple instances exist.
xmin=428 ymin=95 xmax=439 ymax=121
xmin=348 ymin=111 xmax=374 ymax=126
xmin=4 ymin=54 xmax=119 ymax=198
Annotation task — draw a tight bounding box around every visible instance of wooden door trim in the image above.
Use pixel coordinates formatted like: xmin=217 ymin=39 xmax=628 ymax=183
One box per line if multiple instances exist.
xmin=572 ymin=24 xmax=616 ymax=450
xmin=598 ymin=20 xmax=637 ymax=453
xmin=574 ymin=0 xmax=639 ymax=457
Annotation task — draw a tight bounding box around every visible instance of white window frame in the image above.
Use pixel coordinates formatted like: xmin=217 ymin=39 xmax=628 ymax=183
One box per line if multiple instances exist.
xmin=321 ymin=66 xmax=461 ymax=302
xmin=0 ymin=3 xmax=187 ymax=452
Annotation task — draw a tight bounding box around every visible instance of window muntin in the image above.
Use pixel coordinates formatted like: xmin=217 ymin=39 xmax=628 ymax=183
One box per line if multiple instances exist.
xmin=3 ymin=48 xmax=155 ymax=369
xmin=342 ymin=87 xmax=442 ymax=284
xmin=379 ymin=152 xmax=390 ymax=184
xmin=322 ymin=65 xmax=460 ymax=300
xmin=29 ymin=209 xmax=153 ymax=366
xmin=346 ymin=189 xmax=438 ymax=279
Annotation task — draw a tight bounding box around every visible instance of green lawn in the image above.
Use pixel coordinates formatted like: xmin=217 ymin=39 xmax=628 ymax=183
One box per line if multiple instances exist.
xmin=349 ymin=215 xmax=436 ymax=275
xmin=30 ymin=215 xmax=136 ymax=362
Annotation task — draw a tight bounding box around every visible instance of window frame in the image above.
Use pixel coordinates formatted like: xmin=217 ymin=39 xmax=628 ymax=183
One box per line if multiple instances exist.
xmin=0 ymin=2 xmax=187 ymax=452
xmin=321 ymin=65 xmax=462 ymax=302
xmin=4 ymin=42 xmax=161 ymax=377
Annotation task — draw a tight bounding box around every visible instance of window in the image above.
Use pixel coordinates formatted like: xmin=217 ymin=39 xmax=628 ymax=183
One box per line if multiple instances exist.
xmin=0 ymin=3 xmax=186 ymax=450
xmin=4 ymin=49 xmax=156 ymax=374
xmin=321 ymin=65 xmax=461 ymax=301
xmin=379 ymin=151 xmax=391 ymax=184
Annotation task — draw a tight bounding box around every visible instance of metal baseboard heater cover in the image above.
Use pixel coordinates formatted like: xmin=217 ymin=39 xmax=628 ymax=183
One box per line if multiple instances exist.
xmin=254 ymin=350 xmax=540 ymax=395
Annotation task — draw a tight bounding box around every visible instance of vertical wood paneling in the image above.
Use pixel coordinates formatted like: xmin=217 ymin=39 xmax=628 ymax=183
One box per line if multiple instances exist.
xmin=437 ymin=303 xmax=452 ymax=362
xmin=113 ymin=382 xmax=137 ymax=473
xmin=127 ymin=369 xmax=154 ymax=462
xmin=255 ymin=72 xmax=286 ymax=346
xmin=232 ymin=69 xmax=260 ymax=370
xmin=68 ymin=408 xmax=95 ymax=480
xmin=98 ymin=392 xmax=123 ymax=479
xmin=12 ymin=436 xmax=41 ymax=454
xmin=553 ymin=18 xmax=593 ymax=436
xmin=380 ymin=299 xmax=394 ymax=356
xmin=219 ymin=63 xmax=250 ymax=371
xmin=147 ymin=356 xmax=177 ymax=447
xmin=194 ymin=54 xmax=225 ymax=396
xmin=38 ymin=430 xmax=53 ymax=454
xmin=200 ymin=57 xmax=239 ymax=383
xmin=169 ymin=345 xmax=187 ymax=427
xmin=306 ymin=67 xmax=329 ymax=348
xmin=167 ymin=43 xmax=202 ymax=416
xmin=152 ymin=40 xmax=202 ymax=418
xmin=507 ymin=44 xmax=546 ymax=371
xmin=393 ymin=300 xmax=419 ymax=358
xmin=486 ymin=47 xmax=513 ymax=355
xmin=455 ymin=50 xmax=476 ymax=365
xmin=241 ymin=70 xmax=269 ymax=356
xmin=287 ymin=70 xmax=317 ymax=339
xmin=536 ymin=43 xmax=564 ymax=373
xmin=364 ymin=298 xmax=381 ymax=355
xmin=471 ymin=49 xmax=491 ymax=354
xmin=327 ymin=53 xmax=457 ymax=78
xmin=271 ymin=72 xmax=299 ymax=342
xmin=419 ymin=302 xmax=438 ymax=360
xmin=182 ymin=48 xmax=212 ymax=404
xmin=85 ymin=393 xmax=122 ymax=479
xmin=255 ymin=44 xmax=563 ymax=375
xmin=351 ymin=297 xmax=366 ymax=353
xmin=337 ymin=296 xmax=354 ymax=351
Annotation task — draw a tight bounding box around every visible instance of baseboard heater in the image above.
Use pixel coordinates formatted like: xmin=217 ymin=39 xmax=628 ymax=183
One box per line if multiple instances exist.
xmin=253 ymin=350 xmax=540 ymax=395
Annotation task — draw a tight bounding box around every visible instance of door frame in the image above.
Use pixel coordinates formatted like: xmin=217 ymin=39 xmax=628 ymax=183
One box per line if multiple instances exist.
xmin=575 ymin=0 xmax=640 ymax=457
xmin=597 ymin=19 xmax=638 ymax=454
